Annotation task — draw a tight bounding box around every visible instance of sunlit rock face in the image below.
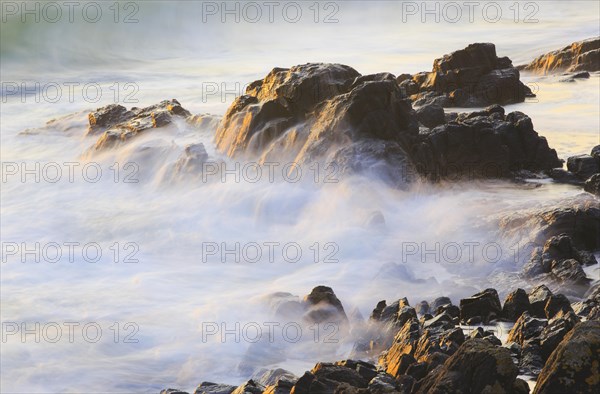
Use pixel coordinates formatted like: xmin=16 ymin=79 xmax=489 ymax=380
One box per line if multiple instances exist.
xmin=520 ymin=37 xmax=600 ymax=74
xmin=215 ymin=63 xmax=420 ymax=187
xmin=401 ymin=43 xmax=534 ymax=107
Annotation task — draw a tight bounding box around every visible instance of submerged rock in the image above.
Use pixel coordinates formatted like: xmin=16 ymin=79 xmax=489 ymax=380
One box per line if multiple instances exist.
xmin=406 ymin=43 xmax=534 ymax=107
xmin=520 ymin=37 xmax=600 ymax=74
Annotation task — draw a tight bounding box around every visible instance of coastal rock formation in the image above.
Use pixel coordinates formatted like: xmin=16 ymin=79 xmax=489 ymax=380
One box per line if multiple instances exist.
xmin=87 ymin=99 xmax=191 ymax=150
xmin=403 ymin=43 xmax=534 ymax=107
xmin=502 ymin=288 xmax=531 ymax=321
xmin=533 ymin=321 xmax=600 ymax=394
xmin=520 ymin=37 xmax=600 ymax=74
xmin=459 ymin=288 xmax=502 ymax=324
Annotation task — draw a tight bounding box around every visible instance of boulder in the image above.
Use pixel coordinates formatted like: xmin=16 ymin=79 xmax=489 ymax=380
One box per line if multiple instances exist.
xmin=415 ymin=339 xmax=528 ymax=394
xmin=231 ymin=381 xmax=265 ymax=394
xmin=506 ymin=312 xmax=547 ymax=347
xmin=502 ymin=288 xmax=531 ymax=321
xmin=459 ymin=288 xmax=502 ymax=324
xmin=520 ymin=37 xmax=600 ymax=74
xmin=539 ymin=310 xmax=579 ymax=360
xmin=161 ymin=390 xmax=189 ymax=394
xmin=567 ymin=154 xmax=600 ymax=180
xmin=585 ymin=174 xmax=600 ymax=196
xmin=88 ymin=99 xmax=191 ymax=150
xmin=430 ymin=297 xmax=452 ymax=311
xmin=409 ymin=43 xmax=534 ymax=107
xmin=412 ymin=106 xmax=562 ymax=180
xmin=290 ymin=361 xmax=370 ymax=394
xmin=416 ymin=103 xmax=445 ymax=128
xmin=528 ymin=285 xmax=553 ymax=318
xmin=533 ymin=321 xmax=600 ymax=393
xmin=544 ymin=294 xmax=573 ymax=319
xmin=303 ymin=286 xmax=348 ymax=325
xmin=194 ymin=383 xmax=237 ymax=394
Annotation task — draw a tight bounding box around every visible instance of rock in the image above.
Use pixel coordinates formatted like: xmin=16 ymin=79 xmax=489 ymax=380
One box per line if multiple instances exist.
xmin=423 ymin=313 xmax=454 ymax=330
xmin=567 ymin=154 xmax=600 ymax=180
xmin=173 ymin=143 xmax=209 ymax=174
xmin=264 ymin=378 xmax=295 ymax=394
xmin=406 ymin=362 xmax=428 ymax=381
xmin=520 ymin=341 xmax=545 ymax=377
xmin=533 ymin=321 xmax=600 ymax=393
xmin=252 ymin=368 xmax=298 ymax=387
xmin=584 ymin=174 xmax=600 ymax=196
xmin=459 ymin=288 xmax=502 ymax=324
xmin=415 ymin=339 xmax=527 ymax=394
xmin=161 ymin=389 xmax=189 ymax=394
xmin=507 ymin=312 xmax=548 ymax=346
xmin=396 ymin=306 xmax=418 ymax=328
xmin=529 ymin=285 xmax=554 ymax=318
xmin=416 ymin=103 xmax=445 ymax=128
xmin=290 ymin=362 xmax=369 ymax=394
xmin=409 ymin=43 xmax=534 ymax=107
xmin=520 ymin=37 xmax=600 ymax=74
xmin=89 ymin=99 xmax=191 ymax=150
xmin=194 ymin=382 xmax=237 ymax=394
xmin=370 ymin=300 xmax=387 ymax=321
xmin=334 ymin=360 xmax=378 ymax=382
xmin=430 ymin=297 xmax=452 ymax=311
xmin=502 ymin=288 xmax=531 ymax=321
xmin=416 ymin=300 xmax=430 ymax=315
xmin=378 ymin=319 xmax=421 ymax=377
xmin=215 ymin=64 xmax=419 ymax=187
xmin=231 ymin=381 xmax=265 ymax=394
xmin=544 ymin=294 xmax=574 ymax=319
xmin=367 ymin=374 xmax=400 ymax=393
xmin=547 ymin=168 xmax=583 ymax=185
xmin=550 ymin=259 xmax=590 ymax=287
xmin=435 ymin=304 xmax=460 ymax=320
xmin=412 ymin=106 xmax=562 ymax=180
xmin=303 ymin=286 xmax=348 ymax=325
xmin=539 ymin=310 xmax=579 ymax=360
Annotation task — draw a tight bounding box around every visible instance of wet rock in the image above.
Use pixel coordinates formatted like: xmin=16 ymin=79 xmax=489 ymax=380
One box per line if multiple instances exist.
xmin=215 ymin=63 xmax=419 ymax=187
xmin=416 ymin=103 xmax=445 ymax=128
xmin=584 ymin=173 xmax=600 ymax=196
xmin=423 ymin=313 xmax=454 ymax=330
xmin=173 ymin=143 xmax=209 ymax=175
xmin=378 ymin=319 xmax=421 ymax=377
xmin=367 ymin=374 xmax=399 ymax=393
xmin=533 ymin=320 xmax=600 ymax=394
xmin=409 ymin=43 xmax=534 ymax=107
xmin=369 ymin=300 xmax=387 ymax=321
xmin=459 ymin=288 xmax=502 ymax=324
xmin=89 ymin=99 xmax=191 ymax=150
xmin=412 ymin=106 xmax=562 ymax=180
xmin=567 ymin=154 xmax=600 ymax=180
xmin=406 ymin=362 xmax=428 ymax=381
xmin=550 ymin=259 xmax=591 ymax=287
xmin=507 ymin=312 xmax=548 ymax=346
xmin=502 ymin=288 xmax=531 ymax=321
xmin=528 ymin=285 xmax=554 ymax=318
xmin=544 ymin=294 xmax=574 ymax=319
xmin=415 ymin=339 xmax=527 ymax=394
xmin=290 ymin=362 xmax=369 ymax=394
xmin=520 ymin=341 xmax=545 ymax=377
xmin=231 ymin=381 xmax=265 ymax=394
xmin=415 ymin=300 xmax=430 ymax=316
xmin=303 ymin=286 xmax=348 ymax=325
xmin=435 ymin=304 xmax=460 ymax=320
xmin=539 ymin=310 xmax=579 ymax=360
xmin=430 ymin=297 xmax=452 ymax=311
xmin=520 ymin=37 xmax=600 ymax=74
xmin=161 ymin=389 xmax=189 ymax=394
xmin=252 ymin=368 xmax=298 ymax=387
xmin=194 ymin=382 xmax=237 ymax=394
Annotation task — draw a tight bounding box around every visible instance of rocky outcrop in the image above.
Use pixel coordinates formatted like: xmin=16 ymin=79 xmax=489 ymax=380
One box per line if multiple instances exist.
xmin=533 ymin=321 xmax=600 ymax=394
xmin=87 ymin=99 xmax=191 ymax=150
xmin=412 ymin=105 xmax=562 ymax=180
xmin=502 ymin=288 xmax=530 ymax=321
xmin=403 ymin=43 xmax=534 ymax=107
xmin=585 ymin=174 xmax=600 ymax=196
xmin=215 ymin=64 xmax=419 ymax=187
xmin=415 ymin=339 xmax=528 ymax=394
xmin=459 ymin=288 xmax=502 ymax=324
xmin=520 ymin=37 xmax=600 ymax=74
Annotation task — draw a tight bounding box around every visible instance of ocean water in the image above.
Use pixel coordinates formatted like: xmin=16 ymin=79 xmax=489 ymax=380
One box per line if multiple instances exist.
xmin=1 ymin=1 xmax=599 ymax=392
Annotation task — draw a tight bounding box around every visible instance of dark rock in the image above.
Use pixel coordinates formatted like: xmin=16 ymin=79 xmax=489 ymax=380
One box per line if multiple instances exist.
xmin=550 ymin=259 xmax=590 ymax=287
xmin=544 ymin=294 xmax=574 ymax=319
xmin=334 ymin=360 xmax=378 ymax=382
xmin=423 ymin=313 xmax=454 ymax=330
xmin=291 ymin=362 xmax=369 ymax=394
xmin=507 ymin=311 xmax=548 ymax=346
xmin=435 ymin=304 xmax=460 ymax=319
xmin=406 ymin=362 xmax=428 ymax=381
xmin=253 ymin=368 xmax=298 ymax=387
xmin=367 ymin=374 xmax=399 ymax=393
xmin=303 ymin=286 xmax=348 ymax=324
xmin=416 ymin=103 xmax=445 ymax=128
xmin=89 ymin=99 xmax=191 ymax=150
xmin=396 ymin=306 xmax=418 ymax=328
xmin=416 ymin=339 xmax=526 ymax=394
xmin=194 ymin=382 xmax=237 ymax=394
xmin=533 ymin=320 xmax=600 ymax=393
xmin=231 ymin=380 xmax=265 ymax=394
xmin=430 ymin=297 xmax=452 ymax=311
xmin=459 ymin=288 xmax=502 ymax=324
xmin=520 ymin=341 xmax=545 ymax=376
xmin=584 ymin=173 xmax=600 ymax=196
xmin=502 ymin=288 xmax=531 ymax=321
xmin=378 ymin=319 xmax=421 ymax=377
xmin=567 ymin=154 xmax=600 ymax=180
xmin=416 ymin=300 xmax=430 ymax=315
xmin=370 ymin=300 xmax=387 ymax=321
xmin=483 ymin=335 xmax=502 ymax=347
xmin=410 ymin=43 xmax=534 ymax=107
xmin=520 ymin=37 xmax=600 ymax=74
xmin=539 ymin=310 xmax=579 ymax=360
xmin=161 ymin=389 xmax=189 ymax=394
xmin=412 ymin=106 xmax=562 ymax=180
xmin=528 ymin=285 xmax=554 ymax=318
xmin=547 ymin=168 xmax=583 ymax=185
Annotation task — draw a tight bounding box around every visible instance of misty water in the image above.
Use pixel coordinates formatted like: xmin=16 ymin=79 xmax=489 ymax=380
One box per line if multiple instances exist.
xmin=1 ymin=1 xmax=599 ymax=392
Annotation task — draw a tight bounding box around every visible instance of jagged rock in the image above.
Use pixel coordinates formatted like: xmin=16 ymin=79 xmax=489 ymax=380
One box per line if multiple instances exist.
xmin=412 ymin=106 xmax=562 ymax=180
xmin=173 ymin=143 xmax=209 ymax=174
xmin=430 ymin=297 xmax=452 ymax=311
xmin=533 ymin=321 xmax=600 ymax=393
xmin=378 ymin=319 xmax=421 ymax=377
xmin=215 ymin=64 xmax=418 ymax=187
xmin=459 ymin=288 xmax=502 ymax=324
xmin=502 ymin=288 xmax=531 ymax=321
xmin=520 ymin=37 xmax=600 ymax=74
xmin=252 ymin=368 xmax=298 ymax=387
xmin=367 ymin=374 xmax=400 ymax=393
xmin=370 ymin=300 xmax=387 ymax=321
xmin=161 ymin=389 xmax=189 ymax=394
xmin=416 ymin=301 xmax=430 ymax=316
xmin=507 ymin=312 xmax=547 ymax=346
xmin=423 ymin=313 xmax=454 ymax=330
xmin=415 ymin=339 xmax=527 ymax=394
xmin=528 ymin=285 xmax=554 ymax=318
xmin=290 ymin=362 xmax=369 ymax=394
xmin=89 ymin=99 xmax=191 ymax=150
xmin=194 ymin=382 xmax=237 ymax=394
xmin=544 ymin=294 xmax=574 ymax=319
xmin=567 ymin=153 xmax=600 ymax=180
xmin=435 ymin=304 xmax=460 ymax=320
xmin=303 ymin=286 xmax=348 ymax=325
xmin=584 ymin=173 xmax=600 ymax=196
xmin=231 ymin=381 xmax=265 ymax=394
xmin=409 ymin=43 xmax=534 ymax=107
xmin=520 ymin=341 xmax=545 ymax=377
xmin=539 ymin=310 xmax=579 ymax=359
xmin=416 ymin=103 xmax=445 ymax=128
